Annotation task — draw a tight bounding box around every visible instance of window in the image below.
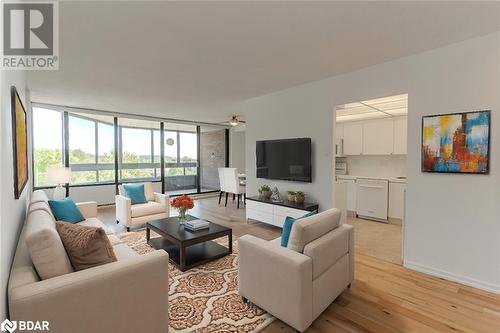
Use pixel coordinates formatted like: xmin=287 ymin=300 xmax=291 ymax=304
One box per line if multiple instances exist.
xmin=33 ymin=108 xmax=63 ymax=187
xmin=119 ymin=119 xmax=159 ymax=181
xmin=32 ymin=107 xmax=227 ymax=194
xmin=68 ymin=113 xmax=115 ymax=185
xmin=164 ymin=124 xmax=198 ymax=193
xmin=97 ymin=122 xmax=115 ymax=182
xmin=69 ymin=115 xmax=97 ymax=184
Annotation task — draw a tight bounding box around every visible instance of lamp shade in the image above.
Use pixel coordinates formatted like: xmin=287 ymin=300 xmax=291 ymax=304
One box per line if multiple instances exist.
xmin=47 ymin=167 xmax=71 ymax=184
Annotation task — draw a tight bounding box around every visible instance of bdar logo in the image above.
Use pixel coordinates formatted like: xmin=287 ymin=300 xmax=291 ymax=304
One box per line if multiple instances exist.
xmin=0 ymin=319 xmax=17 ymax=333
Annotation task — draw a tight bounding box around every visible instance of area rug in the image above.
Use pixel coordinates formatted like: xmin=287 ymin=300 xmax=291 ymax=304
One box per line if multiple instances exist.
xmin=117 ymin=230 xmax=275 ymax=333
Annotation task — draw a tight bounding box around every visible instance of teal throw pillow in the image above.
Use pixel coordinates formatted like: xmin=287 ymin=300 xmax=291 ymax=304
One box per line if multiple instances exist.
xmin=48 ymin=197 xmax=85 ymax=223
xmin=281 ymin=210 xmax=317 ymax=247
xmin=123 ymin=184 xmax=147 ymax=205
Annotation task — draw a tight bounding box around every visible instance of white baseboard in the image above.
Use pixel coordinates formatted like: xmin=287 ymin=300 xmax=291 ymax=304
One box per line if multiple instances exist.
xmin=404 ymin=260 xmax=500 ymax=294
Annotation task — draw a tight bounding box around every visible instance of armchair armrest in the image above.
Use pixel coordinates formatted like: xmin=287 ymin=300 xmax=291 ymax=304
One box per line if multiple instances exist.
xmin=115 ymin=195 xmax=131 ymax=226
xmin=154 ymin=192 xmax=169 ymax=206
xmin=9 ymin=251 xmax=169 ymax=333
xmin=154 ymin=193 xmax=170 ymax=217
xmin=238 ymin=235 xmax=313 ymax=332
xmin=76 ymin=201 xmax=98 ymax=219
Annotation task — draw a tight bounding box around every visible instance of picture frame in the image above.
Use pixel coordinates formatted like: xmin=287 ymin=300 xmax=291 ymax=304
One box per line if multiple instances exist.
xmin=422 ymin=110 xmax=490 ymax=174
xmin=11 ymin=86 xmax=29 ymax=199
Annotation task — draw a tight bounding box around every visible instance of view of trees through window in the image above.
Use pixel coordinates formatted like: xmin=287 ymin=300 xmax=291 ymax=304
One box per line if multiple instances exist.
xmin=33 ymin=108 xmax=211 ymax=194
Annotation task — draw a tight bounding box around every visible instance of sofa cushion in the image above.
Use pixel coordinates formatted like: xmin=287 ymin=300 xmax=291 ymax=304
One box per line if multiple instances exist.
xmin=78 ymin=217 xmax=113 ymax=235
xmin=119 ymin=182 xmax=155 ymax=202
xmin=107 ymin=234 xmax=124 ymax=246
xmin=281 ymin=211 xmax=316 ymax=247
xmin=113 ymin=243 xmax=140 ymax=260
xmin=287 ymin=208 xmax=341 ymax=253
xmin=131 ymin=202 xmax=166 ymax=218
xmin=55 ymin=222 xmax=117 ymax=271
xmin=48 ymin=197 xmax=85 ymax=223
xmin=25 ymin=210 xmax=74 ymax=280
xmin=28 ymin=201 xmax=55 ymax=219
xmin=30 ymin=189 xmax=49 ymax=204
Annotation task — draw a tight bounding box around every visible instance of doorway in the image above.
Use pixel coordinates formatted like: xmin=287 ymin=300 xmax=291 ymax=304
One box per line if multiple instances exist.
xmin=334 ymin=93 xmax=408 ymax=264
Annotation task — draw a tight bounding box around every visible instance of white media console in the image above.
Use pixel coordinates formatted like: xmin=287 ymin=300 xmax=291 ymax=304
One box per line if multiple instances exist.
xmin=246 ymin=196 xmax=319 ymax=228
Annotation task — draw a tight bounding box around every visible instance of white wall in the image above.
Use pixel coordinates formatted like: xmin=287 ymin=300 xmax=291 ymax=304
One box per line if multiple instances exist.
xmin=228 ymin=32 xmax=500 ymax=292
xmin=0 ymin=71 xmax=30 ymax=319
xmin=344 ymin=155 xmax=407 ymax=178
xmin=229 ymin=129 xmax=246 ymax=173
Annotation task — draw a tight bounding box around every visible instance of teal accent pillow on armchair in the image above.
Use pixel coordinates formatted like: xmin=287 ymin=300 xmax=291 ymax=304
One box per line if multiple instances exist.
xmin=48 ymin=197 xmax=85 ymax=223
xmin=281 ymin=210 xmax=317 ymax=247
xmin=123 ymin=184 xmax=147 ymax=205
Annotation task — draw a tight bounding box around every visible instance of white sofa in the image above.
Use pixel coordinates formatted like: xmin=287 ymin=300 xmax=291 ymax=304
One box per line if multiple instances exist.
xmin=238 ymin=208 xmax=354 ymax=332
xmin=8 ymin=190 xmax=169 ymax=333
xmin=116 ymin=182 xmax=170 ymax=231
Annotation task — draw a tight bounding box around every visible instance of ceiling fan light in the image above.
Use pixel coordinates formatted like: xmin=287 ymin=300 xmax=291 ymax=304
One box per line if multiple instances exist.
xmin=229 ymin=116 xmax=239 ymax=126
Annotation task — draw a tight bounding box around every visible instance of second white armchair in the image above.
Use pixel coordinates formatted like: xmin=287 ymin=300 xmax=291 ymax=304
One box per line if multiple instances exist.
xmin=116 ymin=182 xmax=169 ymax=231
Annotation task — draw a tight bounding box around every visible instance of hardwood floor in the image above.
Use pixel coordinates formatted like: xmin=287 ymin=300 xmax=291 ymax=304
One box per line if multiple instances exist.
xmin=98 ymin=197 xmax=500 ymax=333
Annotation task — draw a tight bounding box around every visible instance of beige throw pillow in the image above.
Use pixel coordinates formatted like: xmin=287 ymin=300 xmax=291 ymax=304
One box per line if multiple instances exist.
xmin=55 ymin=222 xmax=117 ymax=271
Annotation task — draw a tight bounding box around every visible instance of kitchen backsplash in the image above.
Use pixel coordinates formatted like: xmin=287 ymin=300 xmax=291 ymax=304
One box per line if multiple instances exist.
xmin=345 ymin=155 xmax=406 ymax=177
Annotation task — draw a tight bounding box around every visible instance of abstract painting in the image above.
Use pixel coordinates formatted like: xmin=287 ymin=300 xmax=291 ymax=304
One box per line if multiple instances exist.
xmin=11 ymin=86 xmax=28 ymax=199
xmin=422 ymin=111 xmax=490 ymax=174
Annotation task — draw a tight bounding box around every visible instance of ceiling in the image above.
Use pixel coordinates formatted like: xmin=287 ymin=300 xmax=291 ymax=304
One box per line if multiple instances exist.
xmin=336 ymin=94 xmax=408 ymax=122
xmin=28 ymin=1 xmax=500 ymax=124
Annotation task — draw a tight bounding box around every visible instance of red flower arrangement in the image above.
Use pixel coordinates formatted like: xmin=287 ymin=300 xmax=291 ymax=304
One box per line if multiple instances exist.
xmin=171 ymin=195 xmax=194 ymax=223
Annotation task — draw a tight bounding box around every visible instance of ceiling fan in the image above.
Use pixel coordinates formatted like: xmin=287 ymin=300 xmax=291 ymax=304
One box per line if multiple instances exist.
xmin=220 ymin=115 xmax=246 ymax=127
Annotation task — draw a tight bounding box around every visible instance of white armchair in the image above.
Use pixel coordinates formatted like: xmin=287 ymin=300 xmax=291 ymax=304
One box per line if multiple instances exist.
xmin=238 ymin=209 xmax=354 ymax=332
xmin=116 ymin=182 xmax=170 ymax=231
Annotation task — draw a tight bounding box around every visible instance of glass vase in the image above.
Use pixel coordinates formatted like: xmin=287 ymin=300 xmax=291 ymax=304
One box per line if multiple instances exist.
xmin=178 ymin=208 xmax=188 ymax=224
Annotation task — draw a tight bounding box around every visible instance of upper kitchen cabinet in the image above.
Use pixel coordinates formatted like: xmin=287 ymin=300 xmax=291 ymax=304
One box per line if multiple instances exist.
xmin=362 ymin=119 xmax=394 ymax=155
xmin=393 ymin=117 xmax=407 ymax=154
xmin=342 ymin=123 xmax=363 ymax=155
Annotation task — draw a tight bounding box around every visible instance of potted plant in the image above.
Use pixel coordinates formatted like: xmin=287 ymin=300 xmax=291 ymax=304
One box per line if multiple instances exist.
xmin=295 ymin=191 xmax=305 ymax=204
xmin=171 ymin=195 xmax=194 ymax=224
xmin=287 ymin=191 xmax=296 ymax=202
xmin=258 ymin=184 xmax=272 ymax=199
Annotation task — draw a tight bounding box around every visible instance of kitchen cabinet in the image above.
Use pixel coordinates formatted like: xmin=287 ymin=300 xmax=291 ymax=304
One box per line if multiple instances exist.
xmin=344 ymin=179 xmax=357 ymax=212
xmin=393 ymin=117 xmax=407 ymax=154
xmin=362 ymin=119 xmax=394 ymax=155
xmin=335 ymin=124 xmax=344 ymax=156
xmin=338 ymin=116 xmax=407 ymax=156
xmin=342 ymin=123 xmax=363 ymax=155
xmin=389 ymin=182 xmax=406 ymax=219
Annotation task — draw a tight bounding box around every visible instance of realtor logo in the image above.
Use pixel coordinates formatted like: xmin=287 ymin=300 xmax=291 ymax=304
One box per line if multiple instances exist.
xmin=0 ymin=319 xmax=17 ymax=333
xmin=0 ymin=319 xmax=49 ymax=332
xmin=1 ymin=1 xmax=58 ymax=69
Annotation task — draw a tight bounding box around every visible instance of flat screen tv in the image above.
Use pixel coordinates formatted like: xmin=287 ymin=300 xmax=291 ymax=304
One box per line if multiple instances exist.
xmin=256 ymin=138 xmax=312 ymax=182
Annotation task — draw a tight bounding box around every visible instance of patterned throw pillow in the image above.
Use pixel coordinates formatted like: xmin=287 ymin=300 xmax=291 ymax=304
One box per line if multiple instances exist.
xmin=55 ymin=222 xmax=117 ymax=271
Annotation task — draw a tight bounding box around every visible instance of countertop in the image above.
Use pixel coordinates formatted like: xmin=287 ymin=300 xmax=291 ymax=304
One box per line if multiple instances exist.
xmin=337 ymin=175 xmax=407 ymax=183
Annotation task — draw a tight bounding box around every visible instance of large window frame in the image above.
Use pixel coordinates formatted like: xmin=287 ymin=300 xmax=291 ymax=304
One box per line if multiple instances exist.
xmin=32 ymin=108 xmax=229 ymax=196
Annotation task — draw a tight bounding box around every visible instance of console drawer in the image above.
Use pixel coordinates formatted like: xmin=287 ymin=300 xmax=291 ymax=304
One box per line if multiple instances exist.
xmin=246 ymin=208 xmax=273 ymax=224
xmin=246 ymin=200 xmax=274 ymax=214
xmin=275 ymin=205 xmax=309 ymax=219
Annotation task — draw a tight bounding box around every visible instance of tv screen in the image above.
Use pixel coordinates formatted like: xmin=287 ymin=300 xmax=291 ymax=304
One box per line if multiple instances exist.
xmin=256 ymin=138 xmax=312 ymax=182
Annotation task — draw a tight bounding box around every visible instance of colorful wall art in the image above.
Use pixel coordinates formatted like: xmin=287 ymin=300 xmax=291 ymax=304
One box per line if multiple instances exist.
xmin=422 ymin=111 xmax=490 ymax=174
xmin=11 ymin=86 xmax=29 ymax=198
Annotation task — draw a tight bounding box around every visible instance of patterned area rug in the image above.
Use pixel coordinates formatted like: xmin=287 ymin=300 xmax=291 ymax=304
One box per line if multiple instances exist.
xmin=117 ymin=230 xmax=275 ymax=333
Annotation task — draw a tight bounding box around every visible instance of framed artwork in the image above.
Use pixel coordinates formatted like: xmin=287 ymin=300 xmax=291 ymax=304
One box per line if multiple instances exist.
xmin=422 ymin=110 xmax=490 ymax=174
xmin=11 ymin=86 xmax=29 ymax=199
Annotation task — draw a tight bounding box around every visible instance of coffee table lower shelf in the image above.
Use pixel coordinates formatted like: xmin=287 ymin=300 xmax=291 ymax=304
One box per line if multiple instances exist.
xmin=148 ymin=237 xmax=230 ymax=271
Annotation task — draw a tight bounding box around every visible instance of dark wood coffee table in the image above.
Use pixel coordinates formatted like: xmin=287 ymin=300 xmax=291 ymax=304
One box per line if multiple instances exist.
xmin=146 ymin=215 xmax=232 ymax=271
